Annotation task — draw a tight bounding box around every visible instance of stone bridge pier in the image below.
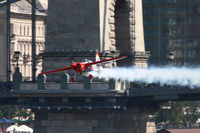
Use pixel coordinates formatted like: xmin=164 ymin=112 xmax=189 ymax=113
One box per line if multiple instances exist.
xmin=35 ymin=0 xmax=154 ymax=132
xmin=16 ymin=74 xmax=156 ymax=133
xmin=33 ymin=109 xmax=156 ymax=133
xmin=12 ymin=72 xmax=157 ymax=133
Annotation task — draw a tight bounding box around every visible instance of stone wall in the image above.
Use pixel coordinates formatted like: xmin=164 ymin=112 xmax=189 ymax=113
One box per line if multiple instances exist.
xmin=34 ymin=109 xmax=156 ymax=133
xmin=46 ymin=0 xmax=100 ymax=52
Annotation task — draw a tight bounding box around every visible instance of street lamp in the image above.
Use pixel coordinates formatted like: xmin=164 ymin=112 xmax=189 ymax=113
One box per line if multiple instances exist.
xmin=14 ymin=51 xmax=20 ymax=68
xmin=168 ymin=52 xmax=174 ymax=66
xmin=161 ymin=102 xmax=171 ymax=128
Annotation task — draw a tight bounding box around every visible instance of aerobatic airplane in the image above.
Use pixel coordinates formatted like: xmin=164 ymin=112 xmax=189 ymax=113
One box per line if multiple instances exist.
xmin=39 ymin=52 xmax=127 ymax=82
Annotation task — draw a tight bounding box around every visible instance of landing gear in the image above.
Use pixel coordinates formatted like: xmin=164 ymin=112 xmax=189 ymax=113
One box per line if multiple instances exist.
xmin=71 ymin=73 xmax=77 ymax=82
xmin=89 ymin=74 xmax=93 ymax=79
xmin=71 ymin=78 xmax=75 ymax=82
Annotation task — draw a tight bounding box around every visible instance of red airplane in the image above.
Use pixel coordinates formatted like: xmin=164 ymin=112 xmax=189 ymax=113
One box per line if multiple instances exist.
xmin=39 ymin=52 xmax=127 ymax=82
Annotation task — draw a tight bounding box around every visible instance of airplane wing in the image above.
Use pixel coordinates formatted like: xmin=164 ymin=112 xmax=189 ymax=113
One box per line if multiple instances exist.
xmin=85 ymin=56 xmax=127 ymax=67
xmin=39 ymin=66 xmax=73 ymax=75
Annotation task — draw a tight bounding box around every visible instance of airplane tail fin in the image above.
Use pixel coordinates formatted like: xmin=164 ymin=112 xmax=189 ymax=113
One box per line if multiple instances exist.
xmin=94 ymin=52 xmax=102 ymax=70
xmin=95 ymin=52 xmax=100 ymax=62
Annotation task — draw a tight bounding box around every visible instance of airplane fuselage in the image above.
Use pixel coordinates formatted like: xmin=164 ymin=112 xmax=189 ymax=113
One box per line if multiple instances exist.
xmin=71 ymin=62 xmax=93 ymax=73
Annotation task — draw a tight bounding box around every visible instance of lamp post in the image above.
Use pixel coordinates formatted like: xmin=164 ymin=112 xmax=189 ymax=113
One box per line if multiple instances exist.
xmin=32 ymin=0 xmax=36 ymax=81
xmin=6 ymin=0 xmax=11 ymax=82
xmin=162 ymin=102 xmax=171 ymax=128
xmin=14 ymin=51 xmax=20 ymax=68
xmin=168 ymin=52 xmax=174 ymax=66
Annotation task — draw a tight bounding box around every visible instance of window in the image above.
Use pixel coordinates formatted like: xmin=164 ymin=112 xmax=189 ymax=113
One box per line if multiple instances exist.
xmin=24 ymin=25 xmax=26 ymax=36
xmin=144 ymin=18 xmax=156 ymax=25
xmin=20 ymin=44 xmax=22 ymax=52
xmin=144 ymin=29 xmax=156 ymax=36
xmin=10 ymin=23 xmax=14 ymax=34
xmin=143 ymin=8 xmax=156 ymax=14
xmin=38 ymin=26 xmax=40 ymax=36
xmin=176 ymin=50 xmax=183 ymax=57
xmin=188 ymin=0 xmax=200 ymax=3
xmin=20 ymin=25 xmax=22 ymax=35
xmin=188 ymin=7 xmax=200 ymax=14
xmin=42 ymin=26 xmax=44 ymax=36
xmin=143 ymin=0 xmax=156 ymax=3
xmin=27 ymin=26 xmax=29 ymax=36
xmin=167 ymin=7 xmax=182 ymax=14
xmin=167 ymin=0 xmax=182 ymax=3
xmin=188 ymin=18 xmax=200 ymax=25
xmin=24 ymin=44 xmax=27 ymax=55
xmin=169 ymin=18 xmax=177 ymax=25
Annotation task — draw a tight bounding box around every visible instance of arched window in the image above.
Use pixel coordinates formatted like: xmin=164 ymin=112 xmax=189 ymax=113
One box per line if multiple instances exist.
xmin=114 ymin=0 xmax=131 ymax=66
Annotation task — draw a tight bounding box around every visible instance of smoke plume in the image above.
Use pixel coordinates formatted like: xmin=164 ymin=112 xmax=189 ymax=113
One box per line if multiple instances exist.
xmin=89 ymin=67 xmax=200 ymax=88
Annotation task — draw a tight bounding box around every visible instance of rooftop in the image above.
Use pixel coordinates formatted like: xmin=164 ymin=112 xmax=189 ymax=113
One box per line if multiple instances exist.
xmin=11 ymin=0 xmax=46 ymax=15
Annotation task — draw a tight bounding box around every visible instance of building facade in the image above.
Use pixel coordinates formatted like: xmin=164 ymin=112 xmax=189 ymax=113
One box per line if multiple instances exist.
xmin=0 ymin=0 xmax=46 ymax=81
xmin=143 ymin=0 xmax=200 ymax=66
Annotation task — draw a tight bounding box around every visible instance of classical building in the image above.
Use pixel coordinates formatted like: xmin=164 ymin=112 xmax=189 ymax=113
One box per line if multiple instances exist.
xmin=0 ymin=0 xmax=47 ymax=81
xmin=143 ymin=0 xmax=200 ymax=66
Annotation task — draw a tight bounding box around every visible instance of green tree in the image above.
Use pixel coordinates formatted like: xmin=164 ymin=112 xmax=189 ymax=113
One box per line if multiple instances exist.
xmin=182 ymin=101 xmax=200 ymax=125
xmin=155 ymin=101 xmax=200 ymax=126
xmin=155 ymin=109 xmax=167 ymax=122
xmin=169 ymin=102 xmax=184 ymax=125
xmin=0 ymin=105 xmax=18 ymax=119
xmin=0 ymin=105 xmax=34 ymax=122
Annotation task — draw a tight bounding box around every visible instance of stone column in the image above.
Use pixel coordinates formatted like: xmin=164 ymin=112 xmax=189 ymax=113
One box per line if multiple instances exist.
xmin=133 ymin=0 xmax=150 ymax=68
xmin=134 ymin=0 xmax=145 ymax=52
xmin=33 ymin=109 xmax=156 ymax=133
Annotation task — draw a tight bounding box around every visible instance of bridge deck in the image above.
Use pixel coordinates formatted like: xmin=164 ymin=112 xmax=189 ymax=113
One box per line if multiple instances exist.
xmin=1 ymin=80 xmax=200 ymax=109
xmin=12 ymin=89 xmax=126 ymax=97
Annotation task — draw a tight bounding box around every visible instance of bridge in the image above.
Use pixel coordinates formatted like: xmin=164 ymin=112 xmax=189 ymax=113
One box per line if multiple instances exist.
xmin=1 ymin=0 xmax=200 ymax=133
xmin=2 ymin=70 xmax=200 ymax=106
xmin=2 ymin=67 xmax=200 ymax=107
xmin=1 ymin=70 xmax=200 ymax=133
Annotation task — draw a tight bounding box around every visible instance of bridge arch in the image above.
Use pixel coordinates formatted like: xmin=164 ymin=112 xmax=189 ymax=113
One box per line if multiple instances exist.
xmin=115 ymin=0 xmax=131 ymax=55
xmin=108 ymin=0 xmax=134 ymax=65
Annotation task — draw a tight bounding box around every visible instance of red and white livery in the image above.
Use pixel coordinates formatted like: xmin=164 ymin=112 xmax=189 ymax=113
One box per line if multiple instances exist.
xmin=39 ymin=52 xmax=127 ymax=82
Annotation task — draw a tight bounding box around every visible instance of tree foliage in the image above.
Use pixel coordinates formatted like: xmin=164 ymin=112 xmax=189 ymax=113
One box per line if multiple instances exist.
xmin=169 ymin=102 xmax=184 ymax=125
xmin=155 ymin=101 xmax=200 ymax=126
xmin=0 ymin=105 xmax=33 ymax=121
xmin=182 ymin=101 xmax=200 ymax=125
xmin=0 ymin=105 xmax=18 ymax=119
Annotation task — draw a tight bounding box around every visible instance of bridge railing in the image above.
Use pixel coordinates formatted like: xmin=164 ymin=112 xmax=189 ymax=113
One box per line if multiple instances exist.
xmin=12 ymin=71 xmax=126 ymax=93
xmin=0 ymin=82 xmax=12 ymax=94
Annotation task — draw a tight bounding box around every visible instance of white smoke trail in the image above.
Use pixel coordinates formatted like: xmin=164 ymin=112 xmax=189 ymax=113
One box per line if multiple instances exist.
xmin=89 ymin=67 xmax=200 ymax=88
